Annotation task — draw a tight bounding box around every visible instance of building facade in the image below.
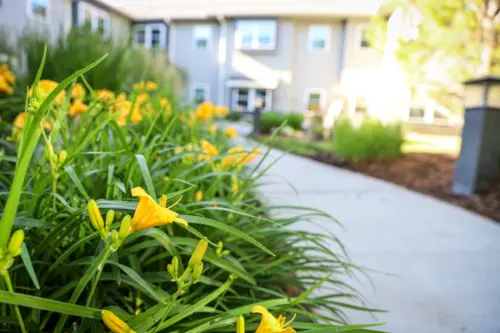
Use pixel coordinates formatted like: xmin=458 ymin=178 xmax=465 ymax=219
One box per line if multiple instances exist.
xmin=0 ymin=0 xmax=451 ymax=125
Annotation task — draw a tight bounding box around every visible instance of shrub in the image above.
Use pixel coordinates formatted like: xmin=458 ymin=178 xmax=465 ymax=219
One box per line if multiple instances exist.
xmin=333 ymin=117 xmax=404 ymax=161
xmin=225 ymin=110 xmax=242 ymax=122
xmin=286 ymin=112 xmax=304 ymax=131
xmin=260 ymin=112 xmax=304 ymax=133
xmin=0 ymin=53 xmax=380 ymax=332
xmin=260 ymin=111 xmax=285 ymax=133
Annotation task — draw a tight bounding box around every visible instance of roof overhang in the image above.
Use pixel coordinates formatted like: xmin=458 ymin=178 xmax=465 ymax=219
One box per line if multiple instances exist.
xmin=99 ymin=0 xmax=383 ymax=21
xmin=227 ymin=78 xmax=279 ymax=90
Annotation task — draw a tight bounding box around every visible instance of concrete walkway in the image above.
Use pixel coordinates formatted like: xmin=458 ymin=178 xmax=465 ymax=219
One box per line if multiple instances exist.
xmin=226 ymin=122 xmax=500 ymax=333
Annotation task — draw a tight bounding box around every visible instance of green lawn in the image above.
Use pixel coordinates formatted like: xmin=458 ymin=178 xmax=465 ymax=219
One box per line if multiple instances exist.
xmin=255 ymin=131 xmax=460 ymax=157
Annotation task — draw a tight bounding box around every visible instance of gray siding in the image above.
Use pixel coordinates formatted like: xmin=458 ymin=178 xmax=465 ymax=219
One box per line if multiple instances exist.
xmin=109 ymin=10 xmax=131 ymax=41
xmin=172 ymin=21 xmax=220 ymax=104
xmin=291 ymin=18 xmax=343 ymax=112
xmin=0 ymin=0 xmax=29 ymax=38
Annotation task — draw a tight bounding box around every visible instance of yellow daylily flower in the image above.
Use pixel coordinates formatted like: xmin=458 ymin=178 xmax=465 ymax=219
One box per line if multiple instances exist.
xmin=13 ymin=112 xmax=26 ymax=129
xmin=69 ymin=99 xmax=89 ymax=116
xmin=0 ymin=76 xmax=13 ymax=95
xmin=215 ymin=105 xmax=229 ymax=118
xmin=97 ymin=89 xmax=115 ymax=102
xmin=0 ymin=64 xmax=15 ymax=84
xmin=117 ymin=92 xmax=127 ymax=101
xmin=146 ymin=81 xmax=157 ymax=91
xmin=130 ymin=187 xmax=187 ymax=232
xmin=195 ymin=101 xmax=214 ymax=122
xmin=200 ymin=140 xmax=218 ymax=160
xmin=71 ymin=83 xmax=85 ymax=99
xmin=252 ymin=305 xmax=296 ymax=333
xmin=225 ymin=127 xmax=238 ymax=139
xmin=102 ymin=310 xmax=135 ymax=333
xmin=115 ymin=100 xmax=143 ymax=126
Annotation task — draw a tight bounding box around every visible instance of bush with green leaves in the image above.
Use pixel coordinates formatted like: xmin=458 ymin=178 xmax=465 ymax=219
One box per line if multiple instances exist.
xmin=0 ymin=51 xmax=383 ymax=332
xmin=260 ymin=112 xmax=304 ymax=134
xmin=225 ymin=111 xmax=243 ymax=122
xmin=333 ymin=117 xmax=404 ymax=161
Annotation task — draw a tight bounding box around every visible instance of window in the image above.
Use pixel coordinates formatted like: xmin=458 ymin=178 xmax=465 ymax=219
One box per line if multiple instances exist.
xmin=193 ymin=25 xmax=212 ymax=49
xmin=191 ymin=83 xmax=210 ymax=105
xmin=354 ymin=97 xmax=368 ymax=114
xmin=235 ymin=88 xmax=249 ymax=111
xmin=359 ymin=27 xmax=372 ymax=48
xmin=134 ymin=24 xmax=167 ymax=49
xmin=77 ymin=2 xmax=110 ymax=36
xmin=409 ymin=106 xmax=425 ymax=119
xmin=308 ymin=25 xmax=330 ymax=52
xmin=151 ymin=28 xmax=161 ymax=49
xmin=29 ymin=0 xmax=48 ymax=18
xmin=304 ymin=89 xmax=325 ymax=112
xmin=235 ymin=20 xmax=277 ymax=50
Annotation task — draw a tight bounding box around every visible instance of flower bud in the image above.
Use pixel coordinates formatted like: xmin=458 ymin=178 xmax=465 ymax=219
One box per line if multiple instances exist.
xmin=118 ymin=215 xmax=132 ymax=240
xmin=236 ymin=315 xmax=245 ymax=333
xmin=88 ymin=200 xmax=104 ymax=231
xmin=7 ymin=230 xmax=24 ymax=257
xmin=105 ymin=210 xmax=115 ymax=231
xmin=195 ymin=191 xmax=202 ymax=202
xmin=192 ymin=262 xmax=203 ymax=283
xmin=51 ymin=154 xmax=58 ymax=165
xmin=188 ymin=239 xmax=208 ymax=269
xmin=58 ymin=150 xmax=67 ymax=165
xmin=30 ymin=99 xmax=41 ymax=110
xmin=32 ymin=86 xmax=45 ymax=101
xmin=102 ymin=310 xmax=135 ymax=333
xmin=111 ymin=230 xmax=119 ymax=246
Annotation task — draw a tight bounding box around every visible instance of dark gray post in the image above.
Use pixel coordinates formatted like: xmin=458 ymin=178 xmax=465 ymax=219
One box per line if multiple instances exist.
xmin=253 ymin=108 xmax=261 ymax=135
xmin=452 ymin=76 xmax=500 ymax=195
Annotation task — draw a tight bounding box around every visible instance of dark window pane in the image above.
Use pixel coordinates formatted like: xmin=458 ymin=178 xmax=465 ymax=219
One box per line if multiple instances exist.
xmin=409 ymin=107 xmax=425 ymax=118
xmin=136 ymin=30 xmax=145 ymax=44
xmin=97 ymin=17 xmax=105 ymax=35
xmin=360 ymin=29 xmax=371 ymax=48
xmin=152 ymin=29 xmax=161 ymax=48
xmin=197 ymin=39 xmax=207 ymax=48
xmin=312 ymin=39 xmax=325 ymax=49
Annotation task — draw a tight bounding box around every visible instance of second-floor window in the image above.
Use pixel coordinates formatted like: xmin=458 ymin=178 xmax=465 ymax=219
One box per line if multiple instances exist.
xmin=134 ymin=24 xmax=167 ymax=49
xmin=193 ymin=25 xmax=212 ymax=49
xmin=358 ymin=26 xmax=372 ymax=48
xmin=78 ymin=2 xmax=110 ymax=36
xmin=235 ymin=20 xmax=277 ymax=50
xmin=308 ymin=25 xmax=330 ymax=52
xmin=29 ymin=0 xmax=49 ymax=18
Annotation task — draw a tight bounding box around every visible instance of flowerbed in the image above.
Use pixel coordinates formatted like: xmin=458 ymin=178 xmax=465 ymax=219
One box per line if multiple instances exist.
xmin=0 ymin=50 xmax=382 ymax=332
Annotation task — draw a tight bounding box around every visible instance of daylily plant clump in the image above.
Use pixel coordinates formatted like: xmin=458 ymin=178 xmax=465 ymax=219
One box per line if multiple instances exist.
xmin=0 ymin=52 xmax=380 ymax=333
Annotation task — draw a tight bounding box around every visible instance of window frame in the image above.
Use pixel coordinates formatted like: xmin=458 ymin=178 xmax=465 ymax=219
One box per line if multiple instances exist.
xmin=27 ymin=0 xmax=50 ymax=21
xmin=303 ymin=88 xmax=327 ymax=111
xmin=234 ymin=19 xmax=277 ymax=51
xmin=77 ymin=2 xmax=111 ymax=37
xmin=191 ymin=83 xmax=210 ymax=105
xmin=193 ymin=24 xmax=213 ymax=50
xmin=356 ymin=24 xmax=372 ymax=49
xmin=133 ymin=23 xmax=167 ymax=49
xmin=307 ymin=24 xmax=330 ymax=53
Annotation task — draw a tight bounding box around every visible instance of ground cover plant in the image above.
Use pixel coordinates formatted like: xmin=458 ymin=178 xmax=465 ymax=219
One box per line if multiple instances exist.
xmin=0 ymin=50 xmax=383 ymax=332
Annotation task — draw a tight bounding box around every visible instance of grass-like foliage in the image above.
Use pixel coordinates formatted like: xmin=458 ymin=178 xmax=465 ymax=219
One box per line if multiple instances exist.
xmin=0 ymin=51 xmax=383 ymax=332
xmin=333 ymin=118 xmax=404 ymax=161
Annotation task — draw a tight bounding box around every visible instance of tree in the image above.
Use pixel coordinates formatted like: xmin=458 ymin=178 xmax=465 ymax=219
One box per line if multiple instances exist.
xmin=370 ymin=0 xmax=500 ymax=112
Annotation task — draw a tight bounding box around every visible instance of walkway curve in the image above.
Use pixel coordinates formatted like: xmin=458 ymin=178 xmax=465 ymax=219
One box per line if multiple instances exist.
xmin=228 ymin=123 xmax=500 ymax=333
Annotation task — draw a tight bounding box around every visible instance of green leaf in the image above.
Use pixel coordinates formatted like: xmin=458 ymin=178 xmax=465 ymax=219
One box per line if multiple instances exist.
xmin=64 ymin=165 xmax=90 ymax=201
xmin=53 ymin=247 xmax=112 ymax=333
xmin=182 ymin=215 xmax=275 ymax=256
xmin=20 ymin=243 xmax=40 ymax=290
xmin=0 ymin=290 xmax=101 ymax=319
xmin=135 ymin=154 xmax=156 ymax=200
xmin=156 ymin=277 xmax=234 ymax=330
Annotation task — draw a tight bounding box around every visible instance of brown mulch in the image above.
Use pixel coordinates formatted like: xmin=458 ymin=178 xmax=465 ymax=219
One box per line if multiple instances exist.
xmin=306 ymin=152 xmax=500 ymax=222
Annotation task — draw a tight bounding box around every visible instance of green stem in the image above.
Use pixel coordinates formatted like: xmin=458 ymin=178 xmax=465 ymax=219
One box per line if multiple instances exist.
xmin=3 ymin=273 xmax=27 ymax=333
